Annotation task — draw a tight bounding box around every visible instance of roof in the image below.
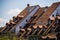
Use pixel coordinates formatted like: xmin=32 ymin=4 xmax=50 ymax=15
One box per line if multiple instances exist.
xmin=32 ymin=8 xmax=44 ymax=23
xmin=37 ymin=2 xmax=60 ymax=25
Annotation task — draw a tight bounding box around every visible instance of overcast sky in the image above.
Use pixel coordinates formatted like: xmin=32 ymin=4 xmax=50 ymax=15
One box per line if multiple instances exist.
xmin=0 ymin=0 xmax=60 ymax=27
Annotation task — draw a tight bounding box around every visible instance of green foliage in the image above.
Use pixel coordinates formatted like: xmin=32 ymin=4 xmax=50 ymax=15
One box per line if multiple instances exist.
xmin=13 ymin=36 xmax=17 ymax=40
xmin=0 ymin=36 xmax=24 ymax=40
xmin=0 ymin=36 xmax=10 ymax=40
xmin=0 ymin=32 xmax=24 ymax=40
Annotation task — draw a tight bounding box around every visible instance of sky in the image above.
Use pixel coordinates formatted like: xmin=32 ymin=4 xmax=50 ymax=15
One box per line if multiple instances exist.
xmin=0 ymin=0 xmax=60 ymax=27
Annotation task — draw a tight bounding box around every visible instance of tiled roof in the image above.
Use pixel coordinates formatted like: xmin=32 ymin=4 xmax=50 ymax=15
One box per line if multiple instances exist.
xmin=17 ymin=7 xmax=28 ymax=17
xmin=37 ymin=2 xmax=60 ymax=25
xmin=0 ymin=3 xmax=60 ymax=39
xmin=9 ymin=8 xmax=28 ymax=32
xmin=32 ymin=8 xmax=44 ymax=23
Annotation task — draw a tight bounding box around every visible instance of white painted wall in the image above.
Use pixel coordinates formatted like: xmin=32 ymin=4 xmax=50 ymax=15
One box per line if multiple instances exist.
xmin=16 ymin=6 xmax=40 ymax=34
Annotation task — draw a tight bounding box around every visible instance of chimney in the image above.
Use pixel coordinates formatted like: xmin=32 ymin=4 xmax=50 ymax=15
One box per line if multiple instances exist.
xmin=27 ymin=4 xmax=30 ymax=13
xmin=45 ymin=6 xmax=48 ymax=8
xmin=27 ymin=4 xmax=30 ymax=7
